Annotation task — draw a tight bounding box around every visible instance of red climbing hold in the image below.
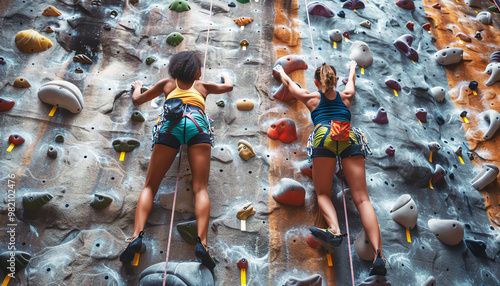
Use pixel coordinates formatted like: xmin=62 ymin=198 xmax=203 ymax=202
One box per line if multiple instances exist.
xmin=406 ymin=21 xmax=414 ymax=31
xmin=396 ymin=0 xmax=415 ymax=10
xmin=386 ymin=146 xmax=395 ymax=156
xmin=343 ymin=0 xmax=365 ymax=10
xmin=385 ymin=79 xmax=401 ymax=91
xmin=306 ymin=233 xmax=322 ymax=248
xmin=299 ymin=160 xmax=313 ymax=178
xmin=423 ymin=22 xmax=431 ymax=31
xmin=432 ymin=3 xmax=441 ymax=9
xmin=343 ymin=31 xmax=350 ymax=39
xmin=416 ymin=108 xmax=427 ymax=123
xmin=272 ymin=55 xmax=308 ymax=78
xmin=9 ymin=134 xmax=25 ymax=146
xmin=273 ymin=82 xmax=301 ymax=101
xmin=0 ymin=97 xmax=15 ymax=111
xmin=267 ymin=118 xmax=298 ymax=144
xmin=237 ymin=258 xmax=248 ymax=269
xmin=272 ymin=178 xmax=306 ymax=206
xmin=372 ymin=107 xmax=389 ymax=124
xmin=307 ymin=2 xmax=335 ymax=18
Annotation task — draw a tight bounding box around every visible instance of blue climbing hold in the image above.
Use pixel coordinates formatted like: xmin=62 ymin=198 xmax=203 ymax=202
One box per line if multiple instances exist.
xmin=468 ymin=81 xmax=478 ymax=90
xmin=337 ymin=10 xmax=346 ymax=18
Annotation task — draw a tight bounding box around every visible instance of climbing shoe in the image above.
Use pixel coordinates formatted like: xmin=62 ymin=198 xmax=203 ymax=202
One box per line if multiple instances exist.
xmin=369 ymin=249 xmax=387 ymax=276
xmin=195 ymin=236 xmax=216 ymax=270
xmin=309 ymin=226 xmax=345 ymax=247
xmin=119 ymin=231 xmax=144 ymax=263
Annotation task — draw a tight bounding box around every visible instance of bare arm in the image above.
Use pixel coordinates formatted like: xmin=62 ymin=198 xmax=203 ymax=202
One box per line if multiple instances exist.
xmin=132 ymin=79 xmax=168 ymax=106
xmin=274 ymin=65 xmax=316 ymax=107
xmin=341 ymin=60 xmax=357 ymax=101
xmin=203 ymin=72 xmax=233 ymax=95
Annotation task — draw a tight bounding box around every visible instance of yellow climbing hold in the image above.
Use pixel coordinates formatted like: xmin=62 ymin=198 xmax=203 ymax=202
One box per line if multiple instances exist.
xmin=42 ymin=5 xmax=62 ymax=16
xmin=15 ymin=29 xmax=53 ymax=53
xmin=236 ymin=98 xmax=254 ymax=111
xmin=13 ymin=77 xmax=31 ymax=88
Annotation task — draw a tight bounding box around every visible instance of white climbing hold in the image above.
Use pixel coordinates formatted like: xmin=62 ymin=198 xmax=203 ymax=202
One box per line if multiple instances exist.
xmin=428 ymin=219 xmax=464 ymax=246
xmin=390 ymin=194 xmax=418 ymax=230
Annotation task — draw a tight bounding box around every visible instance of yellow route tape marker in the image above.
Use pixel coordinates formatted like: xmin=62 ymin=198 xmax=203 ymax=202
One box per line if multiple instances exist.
xmin=333 ymin=42 xmax=337 ymax=49
xmin=429 ymin=151 xmax=433 ymax=162
xmin=489 ymin=25 xmax=493 ymax=28
xmin=132 ymin=253 xmax=140 ymax=266
xmin=241 ymin=219 xmax=246 ymax=231
xmin=429 ymin=179 xmax=434 ymax=190
xmin=344 ymin=37 xmax=349 ymax=42
xmin=463 ymin=117 xmax=469 ymax=123
xmin=241 ymin=268 xmax=247 ymax=286
xmin=354 ymin=9 xmax=357 ymax=12
xmin=361 ymin=68 xmax=365 ymax=74
xmin=393 ymin=90 xmax=398 ymax=97
xmin=6 ymin=143 xmax=15 ymax=152
xmin=119 ymin=152 xmax=126 ymax=161
xmin=327 ymin=253 xmax=333 ymax=266
xmin=2 ymin=275 xmax=10 ymax=286
xmin=49 ymin=106 xmax=57 ymax=116
xmin=472 ymin=90 xmax=477 ymax=95
xmin=418 ymin=120 xmax=422 ymax=125
xmin=475 ymin=10 xmax=478 ymax=14
xmin=411 ymin=60 xmax=416 ymax=64
xmin=458 ymin=156 xmax=465 ymax=164
xmin=406 ymin=228 xmax=412 ymax=243
xmin=242 ymin=46 xmax=247 ymax=51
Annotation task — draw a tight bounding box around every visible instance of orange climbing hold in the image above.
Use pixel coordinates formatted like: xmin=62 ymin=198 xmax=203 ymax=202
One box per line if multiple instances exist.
xmin=42 ymin=5 xmax=62 ymax=16
xmin=234 ymin=17 xmax=254 ymax=26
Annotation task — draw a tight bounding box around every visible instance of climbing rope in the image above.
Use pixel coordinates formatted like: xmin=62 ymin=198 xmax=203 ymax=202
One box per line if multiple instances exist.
xmin=304 ymin=0 xmax=318 ymax=69
xmin=201 ymin=0 xmax=214 ymax=81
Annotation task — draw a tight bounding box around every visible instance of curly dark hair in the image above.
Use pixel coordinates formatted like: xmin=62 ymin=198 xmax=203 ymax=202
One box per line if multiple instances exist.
xmin=168 ymin=51 xmax=202 ymax=82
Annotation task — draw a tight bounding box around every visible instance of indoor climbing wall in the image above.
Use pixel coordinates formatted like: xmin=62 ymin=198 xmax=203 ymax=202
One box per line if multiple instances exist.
xmin=0 ymin=0 xmax=500 ymax=286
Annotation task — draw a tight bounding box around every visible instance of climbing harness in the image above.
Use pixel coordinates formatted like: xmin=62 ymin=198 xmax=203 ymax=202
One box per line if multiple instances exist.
xmin=352 ymin=127 xmax=372 ymax=158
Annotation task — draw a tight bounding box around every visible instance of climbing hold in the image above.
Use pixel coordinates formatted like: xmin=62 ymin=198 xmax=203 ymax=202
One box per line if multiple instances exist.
xmin=484 ymin=62 xmax=500 ymax=86
xmin=466 ymin=0 xmax=481 ymax=7
xmin=15 ymin=29 xmax=53 ymax=53
xmin=456 ymin=32 xmax=471 ymax=42
xmin=240 ymin=40 xmax=249 ymax=49
xmin=237 ymin=139 xmax=256 ymax=161
xmin=307 ymin=2 xmax=335 ymax=18
xmin=455 ymin=146 xmax=462 ymax=157
xmin=177 ymin=220 xmax=198 ymax=245
xmin=145 ymin=56 xmax=156 ymax=65
xmin=166 ymin=32 xmax=184 ymax=47
xmin=416 ymin=108 xmax=427 ymax=123
xmin=343 ymin=31 xmax=350 ymax=39
xmin=490 ymin=51 xmax=500 ymax=62
xmin=431 ymin=164 xmax=446 ymax=185
xmin=237 ymin=202 xmax=256 ymax=220
xmin=435 ymin=115 xmax=445 ymax=125
xmin=267 ymin=118 xmax=298 ymax=144
xmin=360 ymin=20 xmax=371 ymax=29
xmin=45 ymin=26 xmax=55 ymax=33
xmin=273 ymin=82 xmax=301 ymax=101
xmin=22 ymin=192 xmax=54 ymax=210
xmin=75 ymin=66 xmax=83 ymax=73
xmin=468 ymin=81 xmax=478 ymax=90
xmin=139 ymin=262 xmax=213 ymax=285
xmin=470 ymin=163 xmax=499 ymax=190
xmin=385 ymin=79 xmax=401 ymax=91
xmin=236 ymin=98 xmax=254 ymax=111
xmin=460 ymin=111 xmax=468 ymax=123
xmin=9 ymin=134 xmax=25 ymax=146
xmin=406 ymin=21 xmax=414 ymax=31
xmin=428 ymin=142 xmax=441 ymax=152
xmin=434 ymin=48 xmax=463 ymax=66
xmin=483 ymin=110 xmax=500 ymax=140
xmin=0 ymin=97 xmax=15 ymax=112
xmin=228 ymin=2 xmax=236 ymax=7
xmin=349 ymin=41 xmax=373 ymax=68
xmin=465 ymin=239 xmax=487 ymax=258
xmin=169 ymin=0 xmax=191 ymax=12
xmin=421 ymin=276 xmax=436 ymax=286
xmin=393 ymin=34 xmax=419 ymax=62
xmin=372 ymin=107 xmax=388 ymax=124
xmin=283 ymin=274 xmax=323 ymax=286
xmin=354 ymin=228 xmax=374 ymax=261
xmin=390 ymin=194 xmax=418 ymax=230
xmin=343 ymin=0 xmax=365 ymax=10
xmin=42 ymin=5 xmax=62 ymax=16
xmin=396 ymin=0 xmax=415 ymax=10
xmin=272 ymin=55 xmax=308 ymax=78
xmin=272 ymin=178 xmax=306 ymax=206
xmin=13 ymin=77 xmax=31 ymax=88
xmin=140 ymin=87 xmax=148 ymax=94
xmin=216 ymin=100 xmax=225 ymax=107
xmin=237 ymin=0 xmax=250 ymax=3
xmin=90 ymin=193 xmax=113 ymax=209
xmin=110 ymin=10 xmax=118 ymax=18
xmin=112 ymin=138 xmax=140 ymax=152
xmin=0 ymin=56 xmax=5 ymax=65
xmin=337 ymin=10 xmax=346 ymax=18
xmin=342 ymin=77 xmax=349 ymax=85
xmin=55 ymin=134 xmax=64 ymax=143
xmin=475 ymin=31 xmax=482 ymax=39
xmin=359 ymin=275 xmax=391 ymax=286
xmin=430 ymin=86 xmax=446 ymax=102
xmin=428 ymin=219 xmax=464 ymax=246
xmin=306 ymin=233 xmax=322 ymax=248
xmin=386 ymin=145 xmax=395 ymax=156
xmin=47 ymin=145 xmax=57 ymax=158
xmin=73 ymin=54 xmax=93 ymax=64
xmin=431 ymin=3 xmax=441 ymax=9
xmin=0 ymin=251 xmax=31 ymax=273
xmin=233 ymin=17 xmax=254 ymax=26
xmin=103 ymin=23 xmax=111 ymax=31
xmin=237 ymin=258 xmax=248 ymax=269
xmin=131 ymin=110 xmax=145 ymax=122
xmin=38 ymin=80 xmax=84 ymax=113
xmin=328 ymin=29 xmax=343 ymax=42
xmin=422 ymin=22 xmax=431 ymax=31
xmin=476 ymin=11 xmax=492 ymax=25
xmin=299 ymin=160 xmax=313 ymax=177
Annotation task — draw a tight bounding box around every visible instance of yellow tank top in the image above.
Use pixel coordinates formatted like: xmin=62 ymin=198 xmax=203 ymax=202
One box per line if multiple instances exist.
xmin=166 ymin=79 xmax=205 ymax=111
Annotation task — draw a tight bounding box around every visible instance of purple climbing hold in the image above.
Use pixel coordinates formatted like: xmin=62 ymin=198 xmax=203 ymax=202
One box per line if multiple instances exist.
xmin=490 ymin=51 xmax=500 ymax=62
xmin=416 ymin=108 xmax=427 ymax=123
xmin=0 ymin=57 xmax=5 ymax=65
xmin=431 ymin=164 xmax=446 ymax=184
xmin=343 ymin=31 xmax=350 ymax=39
xmin=307 ymin=2 xmax=335 ymax=18
xmin=385 ymin=79 xmax=401 ymax=91
xmin=386 ymin=146 xmax=395 ymax=156
xmin=372 ymin=107 xmax=389 ymax=124
xmin=343 ymin=0 xmax=365 ymax=10
xmin=393 ymin=34 xmax=419 ymax=62
xmin=342 ymin=77 xmax=349 ymax=85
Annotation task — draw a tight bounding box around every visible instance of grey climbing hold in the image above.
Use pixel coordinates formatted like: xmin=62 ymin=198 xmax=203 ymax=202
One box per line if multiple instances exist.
xmin=390 ymin=194 xmax=418 ymax=230
xmin=283 ymin=274 xmax=323 ymax=286
xmin=47 ymin=145 xmax=57 ymax=158
xmin=421 ymin=276 xmax=436 ymax=286
xmin=360 ymin=20 xmax=371 ymax=29
xmin=430 ymin=86 xmax=446 ymax=102
xmin=55 ymin=134 xmax=64 ymax=142
xmin=328 ymin=29 xmax=342 ymax=42
xmin=483 ymin=110 xmax=500 ymax=140
xmin=131 ymin=110 xmax=145 ymax=122
xmin=470 ymin=163 xmax=499 ymax=190
xmin=428 ymin=142 xmax=441 ymax=152
xmin=428 ymin=219 xmax=464 ymax=245
xmin=354 ymin=228 xmax=374 ymax=261
xmin=272 ymin=178 xmax=306 ymax=206
xmin=177 ymin=220 xmax=198 ymax=245
xmin=139 ymin=261 xmax=214 ymax=286
xmin=90 ymin=193 xmax=113 ymax=209
xmin=484 ymin=62 xmax=500 ymax=86
xmin=359 ymin=275 xmax=391 ymax=286
xmin=349 ymin=41 xmax=373 ymax=68
xmin=476 ymin=11 xmax=492 ymax=25
xmin=466 ymin=0 xmax=481 ymax=7
xmin=0 ymin=251 xmax=31 ymax=273
xmin=38 ymin=80 xmax=84 ymax=113
xmin=22 ymin=192 xmax=54 ymax=210
xmin=465 ymin=239 xmax=487 ymax=258
xmin=434 ymin=48 xmax=464 ymax=66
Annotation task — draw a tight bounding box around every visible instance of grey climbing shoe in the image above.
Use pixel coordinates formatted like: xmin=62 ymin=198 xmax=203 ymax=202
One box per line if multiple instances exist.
xmin=119 ymin=231 xmax=144 ymax=263
xmin=195 ymin=236 xmax=216 ymax=270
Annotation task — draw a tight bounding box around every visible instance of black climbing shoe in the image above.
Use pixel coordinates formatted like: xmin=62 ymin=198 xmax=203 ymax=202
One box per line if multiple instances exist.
xmin=119 ymin=231 xmax=144 ymax=263
xmin=195 ymin=236 xmax=216 ymax=270
xmin=369 ymin=249 xmax=387 ymax=276
xmin=309 ymin=226 xmax=345 ymax=247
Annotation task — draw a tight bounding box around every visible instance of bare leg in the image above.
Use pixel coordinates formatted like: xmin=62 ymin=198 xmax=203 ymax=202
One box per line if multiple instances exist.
xmin=341 ymin=155 xmax=383 ymax=257
xmin=312 ymin=157 xmax=341 ymax=235
xmin=133 ymin=144 xmax=179 ymax=238
xmin=187 ymin=143 xmax=212 ymax=246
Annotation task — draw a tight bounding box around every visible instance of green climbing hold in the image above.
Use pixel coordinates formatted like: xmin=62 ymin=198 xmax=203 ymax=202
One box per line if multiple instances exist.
xmin=488 ymin=5 xmax=499 ymax=12
xmin=145 ymin=56 xmax=156 ymax=65
xmin=131 ymin=110 xmax=145 ymax=122
xmin=22 ymin=192 xmax=54 ymax=210
xmin=166 ymin=32 xmax=184 ymax=47
xmin=90 ymin=193 xmax=113 ymax=209
xmin=216 ymin=100 xmax=225 ymax=107
xmin=112 ymin=138 xmax=140 ymax=152
xmin=169 ymin=0 xmax=191 ymax=12
xmin=177 ymin=220 xmax=198 ymax=245
xmin=0 ymin=251 xmax=31 ymax=273
xmin=237 ymin=0 xmax=250 ymax=3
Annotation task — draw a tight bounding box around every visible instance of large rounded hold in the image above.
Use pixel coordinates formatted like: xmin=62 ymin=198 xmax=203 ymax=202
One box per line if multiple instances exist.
xmin=169 ymin=0 xmax=191 ymax=12
xmin=343 ymin=0 xmax=365 ymax=10
xmin=22 ymin=192 xmax=54 ymax=210
xmin=272 ymin=55 xmax=308 ymax=78
xmin=0 ymin=97 xmax=15 ymax=111
xmin=166 ymin=32 xmax=184 ymax=47
xmin=307 ymin=2 xmax=335 ymax=18
xmin=390 ymin=194 xmax=418 ymax=230
xmin=483 ymin=110 xmax=500 ymax=140
xmin=470 ymin=163 xmax=499 ymax=190
xmin=267 ymin=118 xmax=298 ymax=144
xmin=349 ymin=41 xmax=373 ymax=68
xmin=90 ymin=193 xmax=113 ymax=209
xmin=428 ymin=219 xmax=464 ymax=246
xmin=272 ymin=178 xmax=306 ymax=206
xmin=485 ymin=62 xmax=500 ymax=86
xmin=15 ymin=29 xmax=53 ymax=53
xmin=434 ymin=48 xmax=464 ymax=66
xmin=38 ymin=80 xmax=84 ymax=113
xmin=176 ymin=220 xmax=198 ymax=245
xmin=354 ymin=228 xmax=374 ymax=261
xmin=430 ymin=86 xmax=446 ymax=102
xmin=139 ymin=262 xmax=214 ymax=286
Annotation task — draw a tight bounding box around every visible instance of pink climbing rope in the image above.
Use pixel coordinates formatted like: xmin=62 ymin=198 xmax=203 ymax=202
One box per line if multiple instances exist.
xmin=339 ymin=160 xmax=356 ymax=286
xmin=304 ymin=0 xmax=318 ymax=69
xmin=495 ymin=0 xmax=500 ymax=12
xmin=201 ymin=0 xmax=214 ymax=81
xmin=162 ymin=149 xmax=183 ymax=286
